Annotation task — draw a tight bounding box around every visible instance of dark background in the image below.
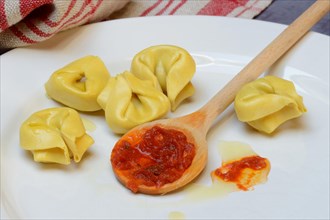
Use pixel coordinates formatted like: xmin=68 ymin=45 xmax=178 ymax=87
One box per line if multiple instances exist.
xmin=256 ymin=0 xmax=329 ymax=36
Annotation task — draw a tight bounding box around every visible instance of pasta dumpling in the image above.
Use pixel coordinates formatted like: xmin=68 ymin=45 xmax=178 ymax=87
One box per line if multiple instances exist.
xmin=45 ymin=56 xmax=110 ymax=112
xmin=97 ymin=71 xmax=170 ymax=134
xmin=234 ymin=76 xmax=307 ymax=134
xmin=20 ymin=107 xmax=94 ymax=165
xmin=130 ymin=45 xmax=196 ymax=111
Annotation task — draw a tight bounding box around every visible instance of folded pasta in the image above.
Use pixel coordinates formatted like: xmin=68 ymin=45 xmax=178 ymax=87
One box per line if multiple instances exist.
xmin=130 ymin=45 xmax=196 ymax=111
xmin=97 ymin=71 xmax=171 ymax=134
xmin=45 ymin=56 xmax=110 ymax=111
xmin=234 ymin=76 xmax=307 ymax=134
xmin=20 ymin=107 xmax=94 ymax=165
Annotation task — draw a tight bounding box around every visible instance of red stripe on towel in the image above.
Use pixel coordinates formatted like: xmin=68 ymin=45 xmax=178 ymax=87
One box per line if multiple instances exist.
xmin=197 ymin=0 xmax=249 ymax=16
xmin=9 ymin=25 xmax=37 ymax=44
xmin=42 ymin=0 xmax=77 ymax=27
xmin=156 ymin=0 xmax=174 ymax=15
xmin=169 ymin=0 xmax=188 ymax=15
xmin=0 ymin=0 xmax=9 ymax=31
xmin=140 ymin=0 xmax=162 ymax=16
xmin=235 ymin=0 xmax=260 ymax=17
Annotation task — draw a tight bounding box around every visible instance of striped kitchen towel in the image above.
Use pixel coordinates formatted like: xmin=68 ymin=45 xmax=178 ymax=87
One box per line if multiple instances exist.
xmin=0 ymin=0 xmax=130 ymax=48
xmin=111 ymin=0 xmax=273 ymax=19
xmin=0 ymin=0 xmax=272 ymax=48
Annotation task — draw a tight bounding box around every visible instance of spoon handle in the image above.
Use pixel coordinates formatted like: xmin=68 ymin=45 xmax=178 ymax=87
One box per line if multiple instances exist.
xmin=196 ymin=0 xmax=330 ymax=134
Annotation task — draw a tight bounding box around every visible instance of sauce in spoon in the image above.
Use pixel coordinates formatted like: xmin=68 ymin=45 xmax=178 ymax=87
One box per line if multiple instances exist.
xmin=111 ymin=126 xmax=195 ymax=193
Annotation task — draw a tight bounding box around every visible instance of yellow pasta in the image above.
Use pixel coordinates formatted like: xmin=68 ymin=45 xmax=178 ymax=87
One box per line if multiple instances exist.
xmin=20 ymin=107 xmax=94 ymax=165
xmin=45 ymin=56 xmax=110 ymax=111
xmin=130 ymin=45 xmax=196 ymax=111
xmin=234 ymin=76 xmax=307 ymax=133
xmin=97 ymin=71 xmax=170 ymax=134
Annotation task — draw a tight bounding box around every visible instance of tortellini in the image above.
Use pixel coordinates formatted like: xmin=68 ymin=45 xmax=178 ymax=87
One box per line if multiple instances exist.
xmin=97 ymin=71 xmax=170 ymax=134
xmin=234 ymin=76 xmax=307 ymax=134
xmin=131 ymin=45 xmax=196 ymax=111
xmin=45 ymin=56 xmax=110 ymax=112
xmin=20 ymin=107 xmax=94 ymax=165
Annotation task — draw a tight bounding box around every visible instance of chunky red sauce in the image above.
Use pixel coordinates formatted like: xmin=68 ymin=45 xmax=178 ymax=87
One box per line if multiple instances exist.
xmin=111 ymin=126 xmax=195 ymax=193
xmin=214 ymin=156 xmax=268 ymax=190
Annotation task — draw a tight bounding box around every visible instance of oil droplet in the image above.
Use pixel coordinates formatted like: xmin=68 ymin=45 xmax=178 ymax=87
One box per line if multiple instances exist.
xmin=168 ymin=211 xmax=185 ymax=220
xmin=218 ymin=141 xmax=257 ymax=162
xmin=184 ymin=179 xmax=239 ymax=202
xmin=82 ymin=117 xmax=96 ymax=132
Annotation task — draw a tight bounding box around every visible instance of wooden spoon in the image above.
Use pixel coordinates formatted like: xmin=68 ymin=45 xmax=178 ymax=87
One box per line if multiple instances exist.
xmin=111 ymin=0 xmax=330 ymax=195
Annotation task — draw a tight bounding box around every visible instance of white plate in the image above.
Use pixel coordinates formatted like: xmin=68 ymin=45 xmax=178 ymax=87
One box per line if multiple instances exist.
xmin=1 ymin=16 xmax=329 ymax=219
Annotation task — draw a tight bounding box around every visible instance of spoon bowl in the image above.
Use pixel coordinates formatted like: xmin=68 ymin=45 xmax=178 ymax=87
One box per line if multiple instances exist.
xmin=111 ymin=112 xmax=209 ymax=195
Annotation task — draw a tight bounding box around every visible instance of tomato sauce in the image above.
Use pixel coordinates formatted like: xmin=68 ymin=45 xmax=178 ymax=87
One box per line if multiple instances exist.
xmin=111 ymin=126 xmax=195 ymax=193
xmin=214 ymin=156 xmax=268 ymax=190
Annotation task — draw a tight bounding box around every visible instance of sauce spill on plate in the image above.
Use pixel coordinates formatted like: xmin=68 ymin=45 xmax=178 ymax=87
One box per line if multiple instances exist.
xmin=184 ymin=141 xmax=270 ymax=200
